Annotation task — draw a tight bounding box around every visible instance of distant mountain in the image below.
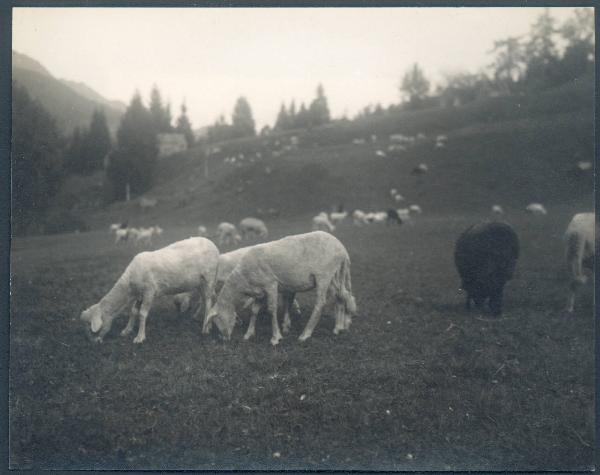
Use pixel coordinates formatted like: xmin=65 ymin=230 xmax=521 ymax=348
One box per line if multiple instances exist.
xmin=12 ymin=50 xmax=123 ymax=137
xmin=12 ymin=50 xmax=52 ymax=77
xmin=59 ymin=79 xmax=127 ymax=113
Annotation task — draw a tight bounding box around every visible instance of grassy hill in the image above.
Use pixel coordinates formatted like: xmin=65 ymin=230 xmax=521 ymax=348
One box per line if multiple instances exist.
xmin=12 ymin=51 xmax=123 ymax=136
xmin=83 ymin=77 xmax=593 ymax=230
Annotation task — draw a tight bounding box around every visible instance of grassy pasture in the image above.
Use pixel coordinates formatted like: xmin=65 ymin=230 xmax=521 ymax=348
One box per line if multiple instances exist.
xmin=9 ymin=207 xmax=594 ymax=470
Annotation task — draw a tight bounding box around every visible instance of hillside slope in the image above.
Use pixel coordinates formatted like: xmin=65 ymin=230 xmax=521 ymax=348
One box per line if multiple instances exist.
xmin=79 ymin=78 xmax=594 ymax=230
xmin=12 ymin=51 xmax=123 ymax=136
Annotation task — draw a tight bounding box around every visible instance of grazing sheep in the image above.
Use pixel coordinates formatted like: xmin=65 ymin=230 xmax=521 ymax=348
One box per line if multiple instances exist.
xmin=352 ymin=138 xmax=366 ymax=145
xmin=204 ymin=231 xmax=357 ymax=345
xmin=175 ymin=245 xmax=301 ymax=328
xmin=492 ymin=205 xmax=504 ymax=216
xmin=390 ymin=188 xmax=398 ymax=197
xmin=375 ymin=150 xmax=387 ymax=158
xmin=312 ymin=213 xmax=335 ymax=233
xmin=81 ymin=237 xmax=219 ymax=344
xmin=526 ymin=203 xmax=548 ymax=215
xmin=352 ymin=209 xmax=368 ymax=226
xmin=565 ymin=212 xmax=595 ymax=313
xmin=386 ymin=209 xmax=403 ymax=226
xmin=409 ymin=204 xmax=422 ymax=215
xmin=577 ymin=161 xmax=592 ymax=171
xmin=394 ymin=194 xmax=405 ymax=203
xmin=454 ymin=222 xmax=520 ymax=316
xmin=135 ymin=226 xmax=162 ymax=247
xmin=140 ymin=197 xmax=158 ymax=211
xmin=109 ymin=223 xmax=121 ymax=232
xmin=217 ymin=222 xmax=242 ymax=247
xmin=197 ymin=225 xmax=208 ymax=237
xmin=397 ymin=208 xmax=411 ymax=220
xmin=330 ymin=211 xmax=348 ymax=225
xmin=239 ymin=217 xmax=269 ymax=240
xmin=115 ymin=227 xmax=135 ymax=244
xmin=411 ymin=164 xmax=429 ymax=175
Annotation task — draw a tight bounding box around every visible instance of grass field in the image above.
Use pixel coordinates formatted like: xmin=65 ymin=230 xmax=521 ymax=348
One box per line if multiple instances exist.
xmin=9 ymin=206 xmax=594 ymax=470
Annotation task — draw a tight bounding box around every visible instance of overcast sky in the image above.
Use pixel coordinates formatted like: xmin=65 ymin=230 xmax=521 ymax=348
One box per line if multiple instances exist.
xmin=13 ymin=7 xmax=581 ymax=130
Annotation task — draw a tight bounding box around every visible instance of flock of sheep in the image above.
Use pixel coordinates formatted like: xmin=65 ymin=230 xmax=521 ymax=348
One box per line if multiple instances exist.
xmin=86 ymin=205 xmax=593 ymax=348
xmin=81 ymin=230 xmax=356 ymax=346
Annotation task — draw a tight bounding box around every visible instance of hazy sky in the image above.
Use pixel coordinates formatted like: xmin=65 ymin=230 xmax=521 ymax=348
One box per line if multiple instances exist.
xmin=13 ymin=7 xmax=581 ymax=130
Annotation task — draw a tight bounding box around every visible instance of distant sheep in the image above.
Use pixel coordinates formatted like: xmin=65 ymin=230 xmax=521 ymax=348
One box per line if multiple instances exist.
xmin=492 ymin=205 xmax=504 ymax=216
xmin=312 ymin=213 xmax=335 ymax=233
xmin=394 ymin=194 xmax=405 ymax=203
xmin=204 ymin=231 xmax=357 ymax=345
xmin=454 ymin=222 xmax=520 ymax=316
xmin=386 ymin=209 xmax=403 ymax=226
xmin=81 ymin=237 xmax=219 ymax=344
xmin=135 ymin=226 xmax=162 ymax=247
xmin=217 ymin=222 xmax=242 ymax=247
xmin=577 ymin=161 xmax=592 ymax=171
xmin=330 ymin=211 xmax=348 ymax=225
xmin=411 ymin=164 xmax=429 ymax=175
xmin=140 ymin=197 xmax=158 ymax=211
xmin=197 ymin=225 xmax=208 ymax=237
xmin=239 ymin=217 xmax=268 ymax=240
xmin=564 ymin=212 xmax=595 ymax=313
xmin=352 ymin=210 xmax=368 ymax=226
xmin=409 ymin=204 xmax=422 ymax=215
xmin=375 ymin=150 xmax=387 ymax=158
xmin=526 ymin=203 xmax=547 ymax=215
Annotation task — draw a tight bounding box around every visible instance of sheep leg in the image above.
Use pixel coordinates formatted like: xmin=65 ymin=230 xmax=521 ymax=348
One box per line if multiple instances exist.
xmin=121 ymin=300 xmax=141 ymax=336
xmin=566 ymin=279 xmax=580 ymax=313
xmin=133 ymin=291 xmax=154 ymax=344
xmin=281 ymin=293 xmax=295 ymax=334
xmin=298 ymin=281 xmax=328 ymax=342
xmin=243 ymin=301 xmax=260 ymax=341
xmin=266 ymin=283 xmax=283 ymax=346
xmin=333 ymin=301 xmax=345 ymax=335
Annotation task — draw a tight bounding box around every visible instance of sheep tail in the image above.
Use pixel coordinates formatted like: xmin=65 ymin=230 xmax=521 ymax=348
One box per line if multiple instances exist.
xmin=338 ymin=257 xmax=357 ymax=315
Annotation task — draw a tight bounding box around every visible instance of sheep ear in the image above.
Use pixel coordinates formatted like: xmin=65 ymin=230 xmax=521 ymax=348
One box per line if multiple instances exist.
xmin=91 ymin=313 xmax=103 ymax=333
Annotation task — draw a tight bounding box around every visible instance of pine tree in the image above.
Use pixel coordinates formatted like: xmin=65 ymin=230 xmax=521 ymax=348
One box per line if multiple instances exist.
xmin=176 ymin=102 xmax=195 ymax=148
xmin=274 ymin=103 xmax=289 ymax=130
xmin=12 ymin=82 xmax=64 ymax=234
xmin=231 ymin=96 xmax=256 ymax=138
xmin=400 ymin=63 xmax=430 ymax=107
xmin=107 ymin=91 xmax=157 ymax=201
xmin=65 ymin=126 xmax=83 ymax=173
xmin=149 ymin=85 xmax=171 ymax=133
xmin=309 ymin=84 xmax=330 ymax=126
xmin=78 ymin=109 xmax=111 ymax=174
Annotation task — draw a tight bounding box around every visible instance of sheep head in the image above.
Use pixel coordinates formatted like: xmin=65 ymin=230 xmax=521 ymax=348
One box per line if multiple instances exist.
xmin=80 ymin=303 xmax=114 ymax=343
xmin=203 ymin=302 xmax=236 ymax=340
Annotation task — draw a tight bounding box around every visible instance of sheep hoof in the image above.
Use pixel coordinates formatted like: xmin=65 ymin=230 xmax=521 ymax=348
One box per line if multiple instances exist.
xmin=243 ymin=332 xmax=254 ymax=341
xmin=120 ymin=328 xmax=132 ymax=337
xmin=133 ymin=335 xmax=145 ymax=344
xmin=270 ymin=335 xmax=281 ymax=346
xmin=282 ymin=325 xmax=290 ymax=334
xmin=298 ymin=333 xmax=310 ymax=342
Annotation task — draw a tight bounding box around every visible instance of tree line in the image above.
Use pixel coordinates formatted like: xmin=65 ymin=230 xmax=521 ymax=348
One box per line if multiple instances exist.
xmin=396 ymin=7 xmax=593 ymax=112
xmin=11 ymin=7 xmax=592 ymax=234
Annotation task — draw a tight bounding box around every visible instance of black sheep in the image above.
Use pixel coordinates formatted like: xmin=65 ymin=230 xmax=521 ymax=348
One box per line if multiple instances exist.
xmin=454 ymin=221 xmax=519 ymax=316
xmin=386 ymin=209 xmax=403 ymax=226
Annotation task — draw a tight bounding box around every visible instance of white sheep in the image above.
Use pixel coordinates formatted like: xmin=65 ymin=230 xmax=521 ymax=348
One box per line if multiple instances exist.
xmin=114 ymin=228 xmax=129 ymax=243
xmin=109 ymin=223 xmax=121 ymax=233
xmin=397 ymin=208 xmax=411 ymax=221
xmin=390 ymin=188 xmax=398 ymax=197
xmin=375 ymin=150 xmax=387 ymax=158
xmin=409 ymin=204 xmax=422 ymax=215
xmin=81 ymin=237 xmax=219 ymax=344
xmin=312 ymin=214 xmax=335 ymax=233
xmin=394 ymin=194 xmax=405 ymax=203
xmin=492 ymin=205 xmax=504 ymax=216
xmin=329 ymin=211 xmax=348 ymax=225
xmin=197 ymin=225 xmax=208 ymax=237
xmin=526 ymin=203 xmax=547 ymax=215
xmin=217 ymin=222 xmax=242 ymax=247
xmin=204 ymin=231 xmax=357 ymax=345
xmin=175 ymin=245 xmax=302 ymax=331
xmin=577 ymin=161 xmax=592 ymax=171
xmin=411 ymin=164 xmax=429 ymax=175
xmin=352 ymin=209 xmax=368 ymax=226
xmin=239 ymin=217 xmax=268 ymax=240
xmin=135 ymin=226 xmax=161 ymax=247
xmin=565 ymin=212 xmax=595 ymax=313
